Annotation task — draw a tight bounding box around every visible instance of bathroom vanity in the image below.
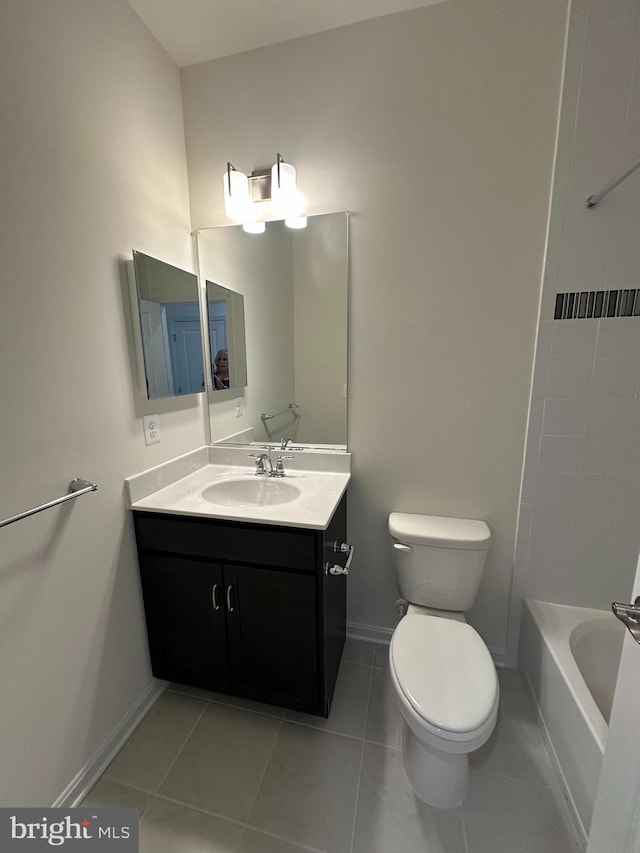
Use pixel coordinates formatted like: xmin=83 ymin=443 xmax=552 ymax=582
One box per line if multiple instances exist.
xmin=127 ymin=449 xmax=351 ymax=717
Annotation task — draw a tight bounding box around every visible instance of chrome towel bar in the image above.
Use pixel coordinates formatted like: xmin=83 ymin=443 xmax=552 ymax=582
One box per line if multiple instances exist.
xmin=0 ymin=478 xmax=98 ymax=529
xmin=586 ymin=157 xmax=640 ymax=208
xmin=261 ymin=403 xmax=299 ymax=421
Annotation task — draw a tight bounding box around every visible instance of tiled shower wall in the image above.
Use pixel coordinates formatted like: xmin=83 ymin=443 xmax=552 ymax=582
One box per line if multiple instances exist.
xmin=518 ymin=316 xmax=640 ymax=608
xmin=509 ymin=0 xmax=640 ymax=658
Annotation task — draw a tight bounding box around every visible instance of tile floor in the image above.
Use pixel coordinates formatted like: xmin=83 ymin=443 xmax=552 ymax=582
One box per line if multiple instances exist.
xmin=81 ymin=640 xmax=581 ymax=853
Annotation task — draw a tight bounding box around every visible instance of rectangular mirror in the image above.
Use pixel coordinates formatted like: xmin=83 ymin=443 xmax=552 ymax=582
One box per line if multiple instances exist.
xmin=131 ymin=251 xmax=204 ymax=399
xmin=196 ymin=211 xmax=349 ymax=450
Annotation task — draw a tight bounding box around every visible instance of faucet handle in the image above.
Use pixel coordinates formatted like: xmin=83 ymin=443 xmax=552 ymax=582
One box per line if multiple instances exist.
xmin=274 ymin=455 xmax=294 ymax=477
xmin=247 ymin=453 xmax=268 ymax=475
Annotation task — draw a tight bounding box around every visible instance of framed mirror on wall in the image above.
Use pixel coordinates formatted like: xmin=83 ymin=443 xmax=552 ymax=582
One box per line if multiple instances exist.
xmin=195 ymin=211 xmax=349 ymax=450
xmin=130 ymin=251 xmax=205 ymax=399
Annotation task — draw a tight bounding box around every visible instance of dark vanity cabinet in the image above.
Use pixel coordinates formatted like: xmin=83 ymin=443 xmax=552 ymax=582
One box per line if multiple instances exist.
xmin=133 ymin=495 xmax=347 ymax=717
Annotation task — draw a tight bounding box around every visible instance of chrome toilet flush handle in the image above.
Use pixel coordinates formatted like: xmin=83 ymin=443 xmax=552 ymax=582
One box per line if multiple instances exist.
xmin=393 ymin=543 xmax=413 ymax=553
xmin=324 ymin=542 xmax=355 ymax=576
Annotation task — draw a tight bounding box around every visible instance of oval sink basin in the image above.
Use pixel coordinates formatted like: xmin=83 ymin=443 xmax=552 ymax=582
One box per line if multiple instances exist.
xmin=201 ymin=478 xmax=302 ymax=507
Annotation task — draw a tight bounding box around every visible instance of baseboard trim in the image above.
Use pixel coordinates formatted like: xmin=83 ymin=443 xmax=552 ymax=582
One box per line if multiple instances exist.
xmin=347 ymin=621 xmax=394 ymax=644
xmin=489 ymin=646 xmax=506 ymax=667
xmin=54 ymin=678 xmax=168 ymax=808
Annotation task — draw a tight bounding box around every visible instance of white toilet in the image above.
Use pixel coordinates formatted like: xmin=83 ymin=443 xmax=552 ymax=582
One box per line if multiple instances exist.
xmin=388 ymin=512 xmax=499 ymax=809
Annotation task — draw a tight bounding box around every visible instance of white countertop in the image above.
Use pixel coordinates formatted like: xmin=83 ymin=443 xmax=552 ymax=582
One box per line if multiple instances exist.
xmin=127 ymin=450 xmax=350 ymax=530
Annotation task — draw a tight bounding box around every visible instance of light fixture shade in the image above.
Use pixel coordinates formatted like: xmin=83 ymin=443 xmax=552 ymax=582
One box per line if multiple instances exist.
xmin=242 ymin=221 xmax=266 ymax=234
xmin=223 ymin=167 xmax=252 ymax=220
xmin=271 ymin=160 xmax=304 ymax=217
xmin=285 ymin=216 xmax=308 ymax=229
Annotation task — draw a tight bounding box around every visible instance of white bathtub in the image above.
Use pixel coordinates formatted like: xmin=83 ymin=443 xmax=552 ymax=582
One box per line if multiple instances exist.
xmin=518 ymin=599 xmax=624 ymax=847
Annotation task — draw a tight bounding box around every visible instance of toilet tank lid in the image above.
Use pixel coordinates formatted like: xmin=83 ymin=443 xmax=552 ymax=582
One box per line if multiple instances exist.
xmin=388 ymin=513 xmax=491 ymax=550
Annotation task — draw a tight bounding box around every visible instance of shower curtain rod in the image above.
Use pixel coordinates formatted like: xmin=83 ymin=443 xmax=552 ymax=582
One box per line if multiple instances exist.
xmin=585 ymin=157 xmax=640 ymax=208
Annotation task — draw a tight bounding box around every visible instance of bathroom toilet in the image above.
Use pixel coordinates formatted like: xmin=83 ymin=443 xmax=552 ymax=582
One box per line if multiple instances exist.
xmin=388 ymin=512 xmax=499 ymax=809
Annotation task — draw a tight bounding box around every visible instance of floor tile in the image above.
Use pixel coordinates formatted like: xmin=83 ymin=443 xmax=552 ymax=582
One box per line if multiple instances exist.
xmin=353 ymin=742 xmax=467 ymax=853
xmin=372 ymin=642 xmax=390 ymax=669
xmin=168 ymin=682 xmax=285 ymax=719
xmin=159 ymin=703 xmax=280 ymax=822
xmin=463 ymin=770 xmax=580 ymax=853
xmin=210 ymin=692 xmax=286 ymax=719
xmin=248 ymin=723 xmax=362 ymax=853
xmin=140 ymin=797 xmax=244 ymax=853
xmin=167 ymin=682 xmax=218 ymax=702
xmin=343 ymin=638 xmax=374 ymax=665
xmin=469 ymin=691 xmax=557 ymax=789
xmin=496 ymin=666 xmax=526 ymax=696
xmin=238 ymin=827 xmax=324 ymax=853
xmin=103 ymin=691 xmax=207 ymax=792
xmin=365 ymin=667 xmax=402 ymax=749
xmin=79 ymin=778 xmax=152 ymax=813
xmin=284 ymin=659 xmax=371 ymax=739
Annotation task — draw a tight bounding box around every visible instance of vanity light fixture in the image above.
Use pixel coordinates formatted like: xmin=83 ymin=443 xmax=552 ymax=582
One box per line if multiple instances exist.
xmin=222 ymin=153 xmax=306 ymax=230
xmin=285 ymin=216 xmax=308 ymax=229
xmin=271 ymin=153 xmax=304 ymax=218
xmin=242 ymin=221 xmax=266 ymax=234
xmin=222 ymin=163 xmax=253 ymax=221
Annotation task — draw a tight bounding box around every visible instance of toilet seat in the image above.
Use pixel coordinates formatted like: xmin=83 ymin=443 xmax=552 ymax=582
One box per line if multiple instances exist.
xmin=390 ymin=615 xmax=498 ymax=742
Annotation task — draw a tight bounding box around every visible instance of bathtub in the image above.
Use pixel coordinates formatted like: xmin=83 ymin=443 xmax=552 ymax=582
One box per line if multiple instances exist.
xmin=518 ymin=599 xmax=624 ymax=847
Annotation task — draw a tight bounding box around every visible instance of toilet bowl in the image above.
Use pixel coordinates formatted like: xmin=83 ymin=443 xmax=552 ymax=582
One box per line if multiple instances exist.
xmin=388 ymin=512 xmax=498 ymax=808
xmin=389 ymin=613 xmax=499 ymax=808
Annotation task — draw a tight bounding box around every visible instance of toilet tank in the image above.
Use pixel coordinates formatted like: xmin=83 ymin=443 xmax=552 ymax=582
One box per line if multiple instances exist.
xmin=389 ymin=513 xmax=491 ymax=612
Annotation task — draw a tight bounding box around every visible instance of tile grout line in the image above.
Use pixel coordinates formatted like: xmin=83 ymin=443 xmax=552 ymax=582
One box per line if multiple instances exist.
xmin=138 ymin=692 xmax=211 ymax=823
xmin=470 ymin=765 xmax=561 ymax=793
xmin=348 ymin=662 xmax=374 ymax=853
xmin=240 ymin=716 xmax=284 ymax=836
xmin=142 ymin=791 xmax=248 ymax=830
xmin=235 ymin=822 xmax=328 ymax=853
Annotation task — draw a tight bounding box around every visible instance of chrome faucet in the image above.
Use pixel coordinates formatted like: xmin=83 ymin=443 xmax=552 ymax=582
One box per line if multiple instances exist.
xmin=280 ymin=438 xmax=292 ymax=449
xmin=250 ymin=452 xmax=273 ymax=476
xmin=248 ymin=450 xmax=294 ymax=476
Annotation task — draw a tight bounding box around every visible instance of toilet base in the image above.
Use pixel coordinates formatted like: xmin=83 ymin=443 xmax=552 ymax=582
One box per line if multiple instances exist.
xmin=402 ymin=723 xmax=469 ymax=809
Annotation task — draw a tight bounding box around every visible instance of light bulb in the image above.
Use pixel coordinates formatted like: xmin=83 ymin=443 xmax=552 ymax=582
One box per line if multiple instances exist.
xmin=222 ymin=167 xmax=253 ymax=221
xmin=242 ymin=221 xmax=266 ymax=234
xmin=285 ymin=216 xmax=308 ymax=229
xmin=271 ymin=160 xmax=304 ymax=217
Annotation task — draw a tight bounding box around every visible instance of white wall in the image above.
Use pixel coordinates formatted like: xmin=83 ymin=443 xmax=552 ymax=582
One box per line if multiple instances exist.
xmin=0 ymin=0 xmax=205 ymax=805
xmin=510 ymin=0 xmax=640 ymax=660
xmin=182 ymin=0 xmax=568 ymax=652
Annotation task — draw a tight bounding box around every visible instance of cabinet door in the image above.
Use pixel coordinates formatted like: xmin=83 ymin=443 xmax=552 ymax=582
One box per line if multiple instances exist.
xmin=224 ymin=564 xmax=318 ymax=712
xmin=139 ymin=554 xmax=230 ymax=692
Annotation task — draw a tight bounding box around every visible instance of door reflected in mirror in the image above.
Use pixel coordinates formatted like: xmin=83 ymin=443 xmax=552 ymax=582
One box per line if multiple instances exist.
xmin=196 ymin=212 xmax=348 ymax=450
xmin=206 ymin=280 xmax=248 ymax=393
xmin=132 ymin=251 xmax=204 ymax=399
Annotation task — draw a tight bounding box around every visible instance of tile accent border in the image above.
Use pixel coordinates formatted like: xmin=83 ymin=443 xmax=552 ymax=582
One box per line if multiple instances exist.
xmin=554 ymin=289 xmax=640 ymax=319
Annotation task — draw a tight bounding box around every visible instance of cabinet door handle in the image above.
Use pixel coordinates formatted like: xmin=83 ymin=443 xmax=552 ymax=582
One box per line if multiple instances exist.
xmin=212 ymin=583 xmax=220 ymax=612
xmin=226 ymin=585 xmax=235 ymax=612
